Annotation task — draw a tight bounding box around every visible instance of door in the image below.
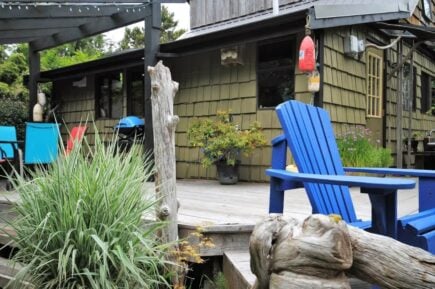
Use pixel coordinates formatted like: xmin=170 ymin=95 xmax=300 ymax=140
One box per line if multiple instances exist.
xmin=366 ymin=47 xmax=384 ymax=145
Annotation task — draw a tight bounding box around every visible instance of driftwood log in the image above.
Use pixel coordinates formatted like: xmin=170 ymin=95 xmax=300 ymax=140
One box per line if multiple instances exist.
xmin=148 ymin=60 xmax=179 ymax=244
xmin=148 ymin=61 xmax=182 ymax=285
xmin=250 ymin=214 xmax=435 ymax=289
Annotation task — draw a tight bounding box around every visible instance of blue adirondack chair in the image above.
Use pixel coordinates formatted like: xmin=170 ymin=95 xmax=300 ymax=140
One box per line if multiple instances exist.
xmin=266 ymin=100 xmax=435 ymax=253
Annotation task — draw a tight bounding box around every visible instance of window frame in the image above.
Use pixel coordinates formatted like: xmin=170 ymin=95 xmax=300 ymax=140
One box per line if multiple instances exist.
xmin=95 ymin=69 xmax=124 ymax=119
xmin=422 ymin=0 xmax=433 ymax=21
xmin=421 ymin=71 xmax=433 ymax=114
xmin=256 ymin=36 xmax=297 ymax=110
xmin=366 ymin=51 xmax=383 ymax=118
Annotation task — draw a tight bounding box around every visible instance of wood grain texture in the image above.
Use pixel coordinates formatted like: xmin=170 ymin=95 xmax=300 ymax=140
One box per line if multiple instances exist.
xmin=250 ymin=214 xmax=435 ymax=289
xmin=148 ymin=61 xmax=180 ymax=244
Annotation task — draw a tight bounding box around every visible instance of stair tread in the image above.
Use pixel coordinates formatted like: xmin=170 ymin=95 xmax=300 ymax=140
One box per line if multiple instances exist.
xmin=224 ymin=250 xmax=256 ymax=287
xmin=224 ymin=250 xmax=371 ymax=289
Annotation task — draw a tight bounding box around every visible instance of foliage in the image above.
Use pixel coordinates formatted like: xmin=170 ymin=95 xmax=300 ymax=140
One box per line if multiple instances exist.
xmin=119 ymin=26 xmax=145 ymax=50
xmin=119 ymin=6 xmax=186 ymax=50
xmin=0 ymin=97 xmax=27 ymax=139
xmin=337 ymin=126 xmax=393 ymax=168
xmin=6 ymin=131 xmax=170 ymax=289
xmin=40 ymin=36 xmax=106 ymax=71
xmin=188 ymin=111 xmax=266 ymax=167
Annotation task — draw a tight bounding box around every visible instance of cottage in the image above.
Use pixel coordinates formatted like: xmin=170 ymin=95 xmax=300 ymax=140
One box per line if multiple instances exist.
xmin=39 ymin=0 xmax=435 ymax=182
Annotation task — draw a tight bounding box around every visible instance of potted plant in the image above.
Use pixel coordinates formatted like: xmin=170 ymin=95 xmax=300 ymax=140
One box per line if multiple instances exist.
xmin=188 ymin=111 xmax=266 ymax=184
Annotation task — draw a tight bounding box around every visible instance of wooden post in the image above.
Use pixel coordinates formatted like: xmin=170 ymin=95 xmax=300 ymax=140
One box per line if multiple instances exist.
xmin=148 ymin=60 xmax=179 ymax=242
xmin=144 ymin=1 xmax=162 ymax=157
xmin=147 ymin=61 xmax=181 ymax=283
xmin=28 ymin=44 xmax=40 ymax=120
xmin=250 ymin=214 xmax=435 ymax=289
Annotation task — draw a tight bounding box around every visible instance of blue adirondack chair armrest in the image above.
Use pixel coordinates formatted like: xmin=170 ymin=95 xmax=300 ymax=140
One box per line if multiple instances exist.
xmin=344 ymin=167 xmax=435 ymax=212
xmin=343 ymin=167 xmax=435 ymax=178
xmin=271 ymin=134 xmax=288 ymax=170
xmin=271 ymin=134 xmax=286 ymax=145
xmin=266 ymin=169 xmax=416 ymax=191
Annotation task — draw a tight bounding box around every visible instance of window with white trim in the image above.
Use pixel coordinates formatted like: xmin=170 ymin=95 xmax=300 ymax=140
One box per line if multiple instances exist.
xmin=366 ymin=52 xmax=383 ymax=118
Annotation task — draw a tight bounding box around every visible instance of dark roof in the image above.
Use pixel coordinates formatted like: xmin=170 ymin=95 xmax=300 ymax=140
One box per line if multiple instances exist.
xmin=161 ymin=0 xmax=420 ymax=53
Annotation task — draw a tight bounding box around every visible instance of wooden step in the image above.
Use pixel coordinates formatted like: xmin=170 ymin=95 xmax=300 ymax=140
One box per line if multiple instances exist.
xmin=223 ymin=250 xmax=255 ymax=289
xmin=179 ymin=223 xmax=254 ymax=257
xmin=223 ymin=250 xmax=372 ymax=289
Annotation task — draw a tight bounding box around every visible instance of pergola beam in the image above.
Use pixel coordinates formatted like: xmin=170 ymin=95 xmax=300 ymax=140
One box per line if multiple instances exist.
xmin=0 ymin=18 xmax=105 ymax=30
xmin=0 ymin=6 xmax=136 ymax=18
xmin=0 ymin=27 xmax=77 ymax=38
xmin=2 ymin=0 xmax=185 ymax=3
xmin=0 ymin=37 xmax=38 ymax=44
xmin=30 ymin=11 xmax=144 ymax=51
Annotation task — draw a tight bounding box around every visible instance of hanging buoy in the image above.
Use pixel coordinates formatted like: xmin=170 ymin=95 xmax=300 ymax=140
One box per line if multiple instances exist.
xmin=298 ymin=35 xmax=315 ymax=73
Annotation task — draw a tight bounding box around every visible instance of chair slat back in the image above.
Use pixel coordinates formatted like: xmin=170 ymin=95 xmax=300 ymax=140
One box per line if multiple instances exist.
xmin=24 ymin=123 xmax=61 ymax=164
xmin=276 ymin=100 xmax=358 ymax=223
xmin=0 ymin=126 xmax=18 ymax=159
xmin=66 ymin=126 xmax=87 ymax=155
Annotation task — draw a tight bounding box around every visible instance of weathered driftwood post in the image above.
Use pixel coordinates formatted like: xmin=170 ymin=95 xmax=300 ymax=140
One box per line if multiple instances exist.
xmin=250 ymin=214 xmax=435 ymax=289
xmin=148 ymin=60 xmax=179 ymax=243
xmin=148 ymin=61 xmax=181 ymax=286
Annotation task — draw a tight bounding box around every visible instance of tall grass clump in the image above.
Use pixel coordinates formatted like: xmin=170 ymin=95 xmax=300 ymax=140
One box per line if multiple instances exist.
xmin=6 ymin=130 xmax=170 ymax=289
xmin=337 ymin=126 xmax=393 ymax=168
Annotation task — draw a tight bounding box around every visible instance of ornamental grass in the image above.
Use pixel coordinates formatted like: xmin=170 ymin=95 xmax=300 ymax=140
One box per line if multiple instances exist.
xmin=6 ymin=130 xmax=170 ymax=289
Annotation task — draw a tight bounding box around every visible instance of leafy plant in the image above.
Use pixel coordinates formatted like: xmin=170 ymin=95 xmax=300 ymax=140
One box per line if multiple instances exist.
xmin=337 ymin=126 xmax=393 ymax=168
xmin=187 ymin=111 xmax=266 ymax=167
xmin=6 ymin=129 xmax=170 ymax=289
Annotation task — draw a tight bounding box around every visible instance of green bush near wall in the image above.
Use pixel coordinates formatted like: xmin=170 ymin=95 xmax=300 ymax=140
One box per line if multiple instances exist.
xmin=0 ymin=97 xmax=27 ymax=139
xmin=337 ymin=126 xmax=393 ymax=168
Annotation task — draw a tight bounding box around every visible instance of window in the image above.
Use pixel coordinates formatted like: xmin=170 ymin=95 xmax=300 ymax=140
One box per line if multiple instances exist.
xmin=421 ymin=72 xmax=434 ymax=115
xmin=96 ymin=71 xmax=123 ymax=118
xmin=257 ymin=38 xmax=295 ymax=109
xmin=422 ymin=0 xmax=433 ymax=21
xmin=366 ymin=52 xmax=383 ymax=117
xmin=402 ymin=64 xmax=417 ymax=112
xmin=127 ymin=68 xmax=144 ymax=116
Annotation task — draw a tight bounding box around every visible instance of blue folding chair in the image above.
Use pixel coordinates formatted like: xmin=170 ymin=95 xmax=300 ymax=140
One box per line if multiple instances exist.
xmin=0 ymin=126 xmax=21 ymax=176
xmin=0 ymin=123 xmax=60 ymax=189
xmin=23 ymin=122 xmax=61 ymax=165
xmin=266 ymin=100 xmax=435 ymax=253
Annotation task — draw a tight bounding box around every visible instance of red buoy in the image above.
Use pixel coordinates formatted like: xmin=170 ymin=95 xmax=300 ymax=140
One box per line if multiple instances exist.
xmin=298 ymin=36 xmax=316 ymax=73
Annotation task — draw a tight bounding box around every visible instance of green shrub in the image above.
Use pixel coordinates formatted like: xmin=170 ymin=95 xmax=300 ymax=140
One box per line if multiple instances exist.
xmin=337 ymin=126 xmax=393 ymax=168
xmin=187 ymin=111 xmax=266 ymax=167
xmin=0 ymin=97 xmax=27 ymax=139
xmin=7 ymin=131 xmax=170 ymax=289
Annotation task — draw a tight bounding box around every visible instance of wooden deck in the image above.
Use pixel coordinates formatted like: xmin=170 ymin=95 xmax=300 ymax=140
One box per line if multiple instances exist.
xmin=176 ymin=178 xmax=419 ymax=226
xmin=0 ymin=178 xmax=420 ymax=289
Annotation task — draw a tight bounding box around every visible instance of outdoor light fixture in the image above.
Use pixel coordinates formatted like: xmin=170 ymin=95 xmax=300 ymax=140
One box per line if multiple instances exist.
xmin=221 ymin=45 xmax=245 ymax=66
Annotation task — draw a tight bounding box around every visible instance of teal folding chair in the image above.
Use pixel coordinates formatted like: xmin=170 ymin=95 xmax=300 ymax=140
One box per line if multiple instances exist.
xmin=0 ymin=123 xmax=60 ymax=190
xmin=0 ymin=126 xmax=22 ymax=176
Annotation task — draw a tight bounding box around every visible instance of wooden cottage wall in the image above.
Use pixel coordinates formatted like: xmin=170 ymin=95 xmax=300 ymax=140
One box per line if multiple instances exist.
xmin=383 ymin=43 xmax=435 ymax=164
xmin=54 ymin=75 xmax=125 ymax=146
xmin=167 ymin=41 xmax=305 ymax=182
xmin=322 ymin=28 xmax=367 ymax=136
xmin=190 ymin=0 xmax=300 ymax=28
xmin=322 ymin=26 xmax=435 ymax=165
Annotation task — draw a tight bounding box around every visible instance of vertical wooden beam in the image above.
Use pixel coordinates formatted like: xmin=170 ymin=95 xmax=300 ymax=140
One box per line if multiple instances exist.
xmin=396 ymin=39 xmax=403 ymax=168
xmin=28 ymin=43 xmax=40 ymax=120
xmin=144 ymin=1 xmax=161 ymax=155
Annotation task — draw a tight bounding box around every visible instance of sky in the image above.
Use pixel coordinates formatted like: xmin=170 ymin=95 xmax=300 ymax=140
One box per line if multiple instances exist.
xmin=104 ymin=3 xmax=190 ymax=43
